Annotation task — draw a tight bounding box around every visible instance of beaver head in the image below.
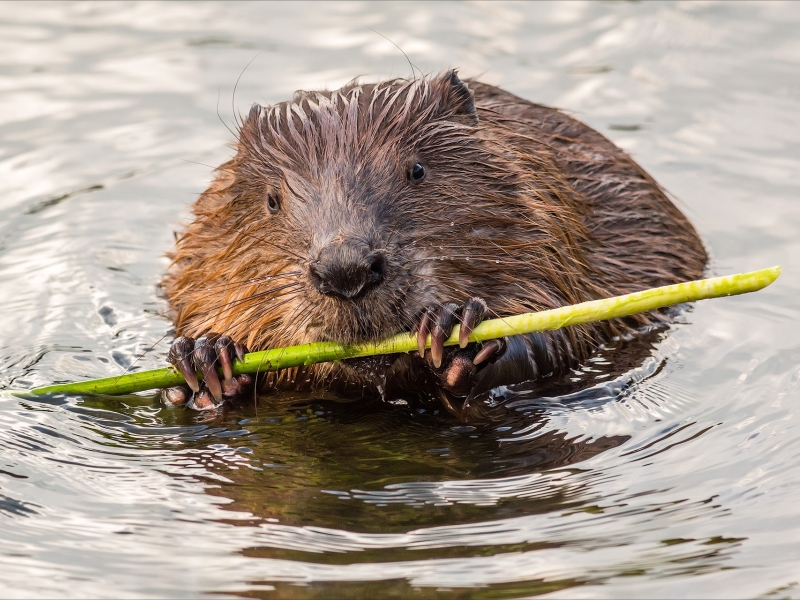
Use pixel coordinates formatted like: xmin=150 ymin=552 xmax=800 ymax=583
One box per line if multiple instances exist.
xmin=165 ymin=70 xmax=595 ymax=355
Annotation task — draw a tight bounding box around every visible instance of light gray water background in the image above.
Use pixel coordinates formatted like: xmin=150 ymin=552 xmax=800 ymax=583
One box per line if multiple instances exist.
xmin=0 ymin=1 xmax=799 ymax=598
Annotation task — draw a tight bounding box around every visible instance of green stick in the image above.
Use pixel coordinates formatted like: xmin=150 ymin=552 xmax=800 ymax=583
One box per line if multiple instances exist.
xmin=25 ymin=266 xmax=781 ymax=397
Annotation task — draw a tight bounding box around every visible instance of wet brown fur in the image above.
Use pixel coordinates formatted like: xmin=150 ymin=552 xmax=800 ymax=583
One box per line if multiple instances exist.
xmin=162 ymin=71 xmax=707 ymax=397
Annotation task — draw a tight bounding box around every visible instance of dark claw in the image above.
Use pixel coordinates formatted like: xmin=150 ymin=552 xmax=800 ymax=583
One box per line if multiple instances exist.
xmin=416 ymin=309 xmax=432 ymax=357
xmin=194 ymin=337 xmax=223 ymax=402
xmin=176 ymin=357 xmax=199 ymax=392
xmin=168 ymin=337 xmax=200 ymax=392
xmin=431 ymin=302 xmax=461 ymax=369
xmin=215 ymin=336 xmax=235 ymax=386
xmin=233 ymin=342 xmax=248 ymax=362
xmin=473 ymin=337 xmax=508 ymax=366
xmin=459 ymin=297 xmax=487 ymax=348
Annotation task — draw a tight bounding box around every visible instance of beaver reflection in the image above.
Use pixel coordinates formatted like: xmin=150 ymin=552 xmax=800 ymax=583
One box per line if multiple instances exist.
xmin=182 ymin=403 xmax=626 ymax=532
xmin=168 ymin=330 xmax=675 ymax=531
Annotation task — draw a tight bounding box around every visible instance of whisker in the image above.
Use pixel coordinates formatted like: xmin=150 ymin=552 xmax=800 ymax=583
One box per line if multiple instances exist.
xmin=114 ymin=331 xmax=173 ymax=380
xmin=201 ymin=281 xmax=305 ymax=317
xmin=179 ymin=158 xmax=236 ymax=173
xmin=198 ymin=270 xmax=302 ymax=293
xmin=184 ymin=213 xmax=307 ymax=263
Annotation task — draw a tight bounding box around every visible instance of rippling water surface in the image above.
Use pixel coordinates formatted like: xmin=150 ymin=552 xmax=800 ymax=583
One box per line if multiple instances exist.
xmin=1 ymin=1 xmax=799 ymax=597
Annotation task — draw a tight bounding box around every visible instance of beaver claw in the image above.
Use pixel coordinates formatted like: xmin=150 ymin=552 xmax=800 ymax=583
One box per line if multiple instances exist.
xmin=163 ymin=334 xmax=253 ymax=410
xmin=413 ymin=297 xmax=508 ymax=397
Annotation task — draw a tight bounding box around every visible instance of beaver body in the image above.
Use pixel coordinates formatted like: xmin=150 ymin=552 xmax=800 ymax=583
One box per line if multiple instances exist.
xmin=162 ymin=71 xmax=707 ymax=412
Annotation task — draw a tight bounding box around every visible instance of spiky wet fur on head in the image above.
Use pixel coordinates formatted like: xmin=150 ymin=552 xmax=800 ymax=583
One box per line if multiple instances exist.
xmin=163 ymin=70 xmax=707 ymax=389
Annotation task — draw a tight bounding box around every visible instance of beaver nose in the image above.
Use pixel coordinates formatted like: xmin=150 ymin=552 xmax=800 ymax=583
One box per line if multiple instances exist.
xmin=309 ymin=245 xmax=385 ymax=300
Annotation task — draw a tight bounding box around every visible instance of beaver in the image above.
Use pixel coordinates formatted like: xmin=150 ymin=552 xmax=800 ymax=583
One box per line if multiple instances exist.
xmin=160 ymin=70 xmax=707 ymax=414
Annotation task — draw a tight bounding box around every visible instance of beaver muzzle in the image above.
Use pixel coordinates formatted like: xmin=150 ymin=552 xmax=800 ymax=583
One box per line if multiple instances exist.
xmin=309 ymin=243 xmax=385 ymax=300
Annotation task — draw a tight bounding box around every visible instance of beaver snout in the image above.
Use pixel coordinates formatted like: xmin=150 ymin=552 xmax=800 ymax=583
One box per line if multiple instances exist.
xmin=309 ymin=243 xmax=385 ymax=300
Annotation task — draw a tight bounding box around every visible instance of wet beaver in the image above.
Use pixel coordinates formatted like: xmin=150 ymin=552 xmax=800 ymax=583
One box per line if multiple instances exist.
xmin=161 ymin=70 xmax=707 ymax=414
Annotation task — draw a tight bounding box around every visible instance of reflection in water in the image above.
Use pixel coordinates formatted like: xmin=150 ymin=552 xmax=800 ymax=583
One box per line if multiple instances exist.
xmin=15 ymin=325 xmax=724 ymax=598
xmin=0 ymin=1 xmax=799 ymax=597
xmin=0 ymin=328 xmax=764 ymax=597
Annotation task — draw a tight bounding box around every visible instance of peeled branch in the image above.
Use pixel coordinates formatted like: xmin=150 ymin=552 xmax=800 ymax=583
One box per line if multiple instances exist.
xmin=23 ymin=266 xmax=781 ymax=398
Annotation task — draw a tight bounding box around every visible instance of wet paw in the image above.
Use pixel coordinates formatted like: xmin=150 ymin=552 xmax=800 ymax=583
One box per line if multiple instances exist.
xmin=413 ymin=297 xmax=508 ymax=397
xmin=163 ymin=334 xmax=253 ymax=410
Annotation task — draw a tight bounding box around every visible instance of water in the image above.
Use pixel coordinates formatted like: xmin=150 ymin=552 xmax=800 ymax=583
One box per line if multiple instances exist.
xmin=0 ymin=1 xmax=799 ymax=597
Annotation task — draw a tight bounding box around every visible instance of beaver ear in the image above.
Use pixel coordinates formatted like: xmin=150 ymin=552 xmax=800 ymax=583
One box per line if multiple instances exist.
xmin=236 ymin=103 xmax=264 ymax=155
xmin=432 ymin=70 xmax=478 ymax=126
xmin=243 ymin=103 xmax=263 ymax=132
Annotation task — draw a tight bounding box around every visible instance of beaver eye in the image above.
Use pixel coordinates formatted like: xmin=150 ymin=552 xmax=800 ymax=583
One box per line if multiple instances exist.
xmin=409 ymin=162 xmax=426 ymax=183
xmin=267 ymin=192 xmax=281 ymax=213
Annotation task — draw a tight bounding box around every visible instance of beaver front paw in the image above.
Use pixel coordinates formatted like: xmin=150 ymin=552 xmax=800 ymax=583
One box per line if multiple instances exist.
xmin=413 ymin=297 xmax=508 ymax=397
xmin=163 ymin=334 xmax=253 ymax=410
